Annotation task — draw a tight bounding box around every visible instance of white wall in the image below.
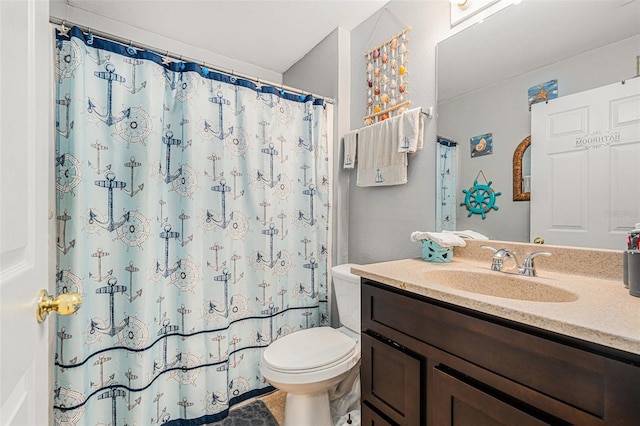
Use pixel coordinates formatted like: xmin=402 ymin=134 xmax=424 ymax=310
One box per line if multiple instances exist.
xmin=439 ymin=35 xmax=640 ymax=242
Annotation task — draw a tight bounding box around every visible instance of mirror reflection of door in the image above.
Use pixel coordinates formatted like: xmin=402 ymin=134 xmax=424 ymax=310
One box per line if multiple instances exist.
xmin=531 ymin=79 xmax=640 ymax=250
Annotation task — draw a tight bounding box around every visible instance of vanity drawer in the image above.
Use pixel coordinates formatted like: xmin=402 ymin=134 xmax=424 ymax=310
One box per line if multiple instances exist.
xmin=362 ymin=280 xmax=640 ymax=423
xmin=361 ymin=332 xmax=423 ymax=425
xmin=433 ymin=366 xmax=556 ymax=426
xmin=362 ymin=402 xmax=396 ymax=426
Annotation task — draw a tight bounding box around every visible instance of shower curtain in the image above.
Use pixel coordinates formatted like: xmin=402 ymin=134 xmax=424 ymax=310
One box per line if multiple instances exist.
xmin=53 ymin=27 xmax=331 ymax=425
xmin=436 ymin=137 xmax=457 ymax=231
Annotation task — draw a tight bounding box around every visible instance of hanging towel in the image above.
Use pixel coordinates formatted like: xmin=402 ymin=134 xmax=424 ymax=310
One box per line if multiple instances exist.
xmin=357 ymin=118 xmax=408 ymax=187
xmin=442 ymin=229 xmax=490 ymax=240
xmin=398 ymin=108 xmax=425 ymax=153
xmin=410 ymin=231 xmax=467 ymax=247
xmin=343 ymin=130 xmax=357 ymax=169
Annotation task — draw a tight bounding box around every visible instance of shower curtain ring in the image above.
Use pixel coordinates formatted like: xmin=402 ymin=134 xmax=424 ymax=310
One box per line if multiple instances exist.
xmin=126 ymin=39 xmax=136 ymax=55
xmin=59 ymin=20 xmax=70 ymax=36
xmin=161 ymin=51 xmax=172 ymax=66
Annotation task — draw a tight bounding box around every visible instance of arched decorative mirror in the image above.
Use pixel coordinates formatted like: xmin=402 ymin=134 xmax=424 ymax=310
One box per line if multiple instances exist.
xmin=513 ymin=135 xmax=531 ymax=201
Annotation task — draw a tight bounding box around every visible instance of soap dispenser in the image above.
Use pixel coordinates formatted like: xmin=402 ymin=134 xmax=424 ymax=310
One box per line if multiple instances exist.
xmin=626 ymin=223 xmax=640 ymax=297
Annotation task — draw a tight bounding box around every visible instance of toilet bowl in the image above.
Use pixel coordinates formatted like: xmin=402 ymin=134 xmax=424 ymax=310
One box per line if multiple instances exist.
xmin=260 ymin=264 xmax=361 ymax=426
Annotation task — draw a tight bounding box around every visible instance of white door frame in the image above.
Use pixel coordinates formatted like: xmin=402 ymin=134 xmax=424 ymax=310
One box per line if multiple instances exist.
xmin=0 ymin=0 xmax=53 ymax=424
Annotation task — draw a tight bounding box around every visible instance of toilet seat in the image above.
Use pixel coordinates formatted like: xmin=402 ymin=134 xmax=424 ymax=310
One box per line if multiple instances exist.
xmin=263 ymin=327 xmax=356 ymax=372
xmin=260 ymin=327 xmax=360 ymax=385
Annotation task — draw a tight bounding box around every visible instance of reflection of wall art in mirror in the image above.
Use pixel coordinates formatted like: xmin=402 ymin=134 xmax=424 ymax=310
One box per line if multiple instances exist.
xmin=513 ymin=135 xmax=531 ymax=201
xmin=461 ymin=170 xmax=501 ymax=219
xmin=528 ymin=79 xmax=558 ymax=108
xmin=470 ymin=133 xmax=492 ymax=157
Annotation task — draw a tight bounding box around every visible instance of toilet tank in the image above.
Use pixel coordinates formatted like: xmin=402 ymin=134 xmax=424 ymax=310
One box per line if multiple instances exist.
xmin=331 ymin=264 xmax=361 ymax=333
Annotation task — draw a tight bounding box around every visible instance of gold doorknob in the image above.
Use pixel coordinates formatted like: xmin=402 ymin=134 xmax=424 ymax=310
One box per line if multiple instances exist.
xmin=36 ymin=289 xmax=82 ymax=323
xmin=533 ymin=236 xmax=545 ymax=244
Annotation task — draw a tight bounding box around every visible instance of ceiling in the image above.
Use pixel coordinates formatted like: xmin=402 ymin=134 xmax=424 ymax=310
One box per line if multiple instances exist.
xmin=64 ymin=0 xmax=389 ymax=74
xmin=438 ymin=0 xmax=640 ymax=102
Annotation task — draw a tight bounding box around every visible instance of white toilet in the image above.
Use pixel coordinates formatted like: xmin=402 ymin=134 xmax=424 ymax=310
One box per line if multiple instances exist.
xmin=260 ymin=264 xmax=361 ymax=426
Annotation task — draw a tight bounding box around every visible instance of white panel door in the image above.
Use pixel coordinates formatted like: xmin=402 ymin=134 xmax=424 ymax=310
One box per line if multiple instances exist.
xmin=0 ymin=0 xmax=51 ymax=425
xmin=531 ymin=78 xmax=640 ymax=249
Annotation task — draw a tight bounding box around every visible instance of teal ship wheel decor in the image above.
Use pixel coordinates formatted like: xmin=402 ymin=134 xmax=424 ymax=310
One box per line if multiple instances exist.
xmin=461 ymin=170 xmax=501 ymax=219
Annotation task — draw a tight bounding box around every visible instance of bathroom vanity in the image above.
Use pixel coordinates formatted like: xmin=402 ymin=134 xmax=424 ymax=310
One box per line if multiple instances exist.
xmin=353 ymin=242 xmax=640 ymax=425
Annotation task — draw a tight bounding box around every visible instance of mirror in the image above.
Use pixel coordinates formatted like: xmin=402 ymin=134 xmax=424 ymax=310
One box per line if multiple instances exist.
xmin=437 ymin=0 xmax=640 ymax=245
xmin=512 ymin=136 xmax=530 ymax=201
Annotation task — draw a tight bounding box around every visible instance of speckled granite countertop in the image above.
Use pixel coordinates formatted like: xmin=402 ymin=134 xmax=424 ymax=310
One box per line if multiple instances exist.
xmin=351 ymin=242 xmax=640 ymax=356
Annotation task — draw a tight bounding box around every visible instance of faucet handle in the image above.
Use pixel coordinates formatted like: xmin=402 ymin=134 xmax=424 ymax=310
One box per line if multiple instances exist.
xmin=520 ymin=251 xmax=552 ymax=277
xmin=481 ymin=246 xmax=517 ymax=271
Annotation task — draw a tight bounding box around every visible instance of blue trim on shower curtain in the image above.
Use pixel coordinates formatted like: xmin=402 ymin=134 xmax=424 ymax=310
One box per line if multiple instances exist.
xmin=437 ymin=136 xmax=457 ymax=147
xmin=164 ymin=386 xmax=275 ymax=426
xmin=57 ymin=26 xmax=325 ymax=106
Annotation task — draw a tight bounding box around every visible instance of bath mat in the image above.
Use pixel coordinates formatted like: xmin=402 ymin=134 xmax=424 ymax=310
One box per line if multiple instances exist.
xmin=207 ymin=400 xmax=279 ymax=426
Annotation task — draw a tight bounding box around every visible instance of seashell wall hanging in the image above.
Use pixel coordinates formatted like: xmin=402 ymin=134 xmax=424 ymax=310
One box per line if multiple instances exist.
xmin=363 ymin=24 xmax=411 ymax=126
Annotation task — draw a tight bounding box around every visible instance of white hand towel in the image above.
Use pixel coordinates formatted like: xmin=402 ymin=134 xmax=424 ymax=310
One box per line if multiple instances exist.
xmin=442 ymin=230 xmax=490 ymax=240
xmin=343 ymin=130 xmax=357 ymax=169
xmin=357 ymin=118 xmax=408 ymax=187
xmin=410 ymin=231 xmax=466 ymax=247
xmin=398 ymin=108 xmax=424 ymax=153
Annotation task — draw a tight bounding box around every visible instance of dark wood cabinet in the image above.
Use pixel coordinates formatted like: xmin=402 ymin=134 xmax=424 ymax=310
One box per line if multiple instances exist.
xmin=360 ymin=279 xmax=640 ymax=426
xmin=362 ymin=402 xmax=396 ymax=426
xmin=432 ymin=367 xmax=560 ymax=426
xmin=361 ymin=333 xmax=423 ymax=425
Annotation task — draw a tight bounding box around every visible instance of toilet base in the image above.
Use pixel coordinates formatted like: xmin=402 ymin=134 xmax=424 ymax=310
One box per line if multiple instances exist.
xmin=284 ymin=391 xmax=331 ymax=426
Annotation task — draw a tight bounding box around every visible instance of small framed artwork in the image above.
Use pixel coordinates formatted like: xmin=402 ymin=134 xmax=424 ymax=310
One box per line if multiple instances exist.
xmin=528 ymin=79 xmax=558 ymax=107
xmin=470 ymin=133 xmax=493 ymax=157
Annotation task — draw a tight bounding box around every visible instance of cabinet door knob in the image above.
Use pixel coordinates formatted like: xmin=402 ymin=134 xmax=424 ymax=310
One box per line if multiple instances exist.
xmin=533 ymin=236 xmax=545 ymax=244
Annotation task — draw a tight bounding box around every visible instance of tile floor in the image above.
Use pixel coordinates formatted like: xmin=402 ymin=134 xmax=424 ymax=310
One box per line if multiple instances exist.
xmin=260 ymin=390 xmax=286 ymax=425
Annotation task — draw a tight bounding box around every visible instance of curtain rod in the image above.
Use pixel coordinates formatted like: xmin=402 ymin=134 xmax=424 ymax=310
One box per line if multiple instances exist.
xmin=49 ymin=17 xmax=335 ymax=104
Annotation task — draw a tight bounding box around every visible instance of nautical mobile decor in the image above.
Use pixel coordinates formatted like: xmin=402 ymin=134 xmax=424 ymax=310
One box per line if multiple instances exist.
xmin=460 ymin=170 xmax=501 ymax=219
xmin=363 ymin=8 xmax=411 ymax=125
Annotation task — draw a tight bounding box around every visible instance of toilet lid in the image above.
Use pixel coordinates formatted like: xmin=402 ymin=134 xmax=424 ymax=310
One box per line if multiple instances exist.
xmin=263 ymin=327 xmax=356 ymax=372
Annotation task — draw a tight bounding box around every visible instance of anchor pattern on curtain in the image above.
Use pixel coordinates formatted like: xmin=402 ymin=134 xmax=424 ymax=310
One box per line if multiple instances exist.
xmin=54 ymin=27 xmax=330 ymax=426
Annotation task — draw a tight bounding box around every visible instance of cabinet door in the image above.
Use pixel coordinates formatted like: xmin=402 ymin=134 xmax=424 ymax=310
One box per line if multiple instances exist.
xmin=433 ymin=367 xmax=558 ymax=426
xmin=361 ymin=333 xmax=423 ymax=425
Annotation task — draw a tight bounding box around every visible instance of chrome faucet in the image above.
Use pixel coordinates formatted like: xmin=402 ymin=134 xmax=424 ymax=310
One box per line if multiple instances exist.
xmin=518 ymin=251 xmax=551 ymax=277
xmin=481 ymin=246 xmax=518 ymax=272
xmin=481 ymin=246 xmax=552 ymax=276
